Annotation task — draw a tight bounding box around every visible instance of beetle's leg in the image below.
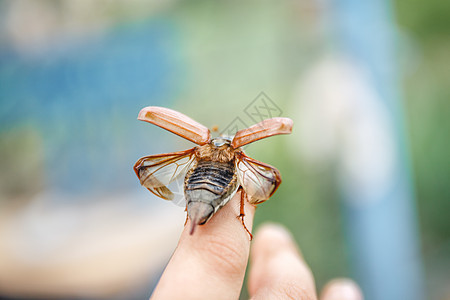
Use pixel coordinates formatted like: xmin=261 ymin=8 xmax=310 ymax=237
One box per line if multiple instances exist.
xmin=184 ymin=204 xmax=189 ymax=226
xmin=238 ymin=188 xmax=253 ymax=240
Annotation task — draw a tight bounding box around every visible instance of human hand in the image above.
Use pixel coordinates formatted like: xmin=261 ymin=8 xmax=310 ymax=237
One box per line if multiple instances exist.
xmin=150 ymin=193 xmax=363 ymax=300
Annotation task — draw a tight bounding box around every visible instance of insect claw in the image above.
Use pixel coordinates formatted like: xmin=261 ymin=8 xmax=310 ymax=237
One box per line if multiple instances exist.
xmin=239 ymin=215 xmax=253 ymax=240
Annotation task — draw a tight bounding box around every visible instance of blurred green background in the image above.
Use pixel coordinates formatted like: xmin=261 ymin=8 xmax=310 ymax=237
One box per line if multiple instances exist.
xmin=0 ymin=0 xmax=448 ymax=299
xmin=396 ymin=0 xmax=450 ymax=296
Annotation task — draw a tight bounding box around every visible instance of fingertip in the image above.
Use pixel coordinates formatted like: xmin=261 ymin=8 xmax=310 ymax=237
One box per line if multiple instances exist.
xmin=320 ymin=279 xmax=363 ymax=300
xmin=251 ymin=222 xmax=300 ymax=261
xmin=254 ymin=222 xmax=293 ymax=242
xmin=152 ymin=192 xmax=254 ymax=299
xmin=249 ymin=223 xmax=316 ymax=300
xmin=179 ymin=192 xmax=254 ymax=276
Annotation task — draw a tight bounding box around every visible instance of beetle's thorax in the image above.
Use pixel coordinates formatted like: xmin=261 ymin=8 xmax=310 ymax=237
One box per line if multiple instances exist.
xmin=195 ymin=138 xmax=236 ymax=163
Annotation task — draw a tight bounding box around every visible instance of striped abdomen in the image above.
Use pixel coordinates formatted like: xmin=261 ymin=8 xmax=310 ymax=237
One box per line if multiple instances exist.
xmin=184 ymin=160 xmax=238 ymax=227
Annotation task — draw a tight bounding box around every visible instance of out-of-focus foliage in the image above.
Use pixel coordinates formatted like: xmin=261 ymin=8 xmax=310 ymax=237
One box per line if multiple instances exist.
xmin=396 ymin=0 xmax=450 ymax=295
xmin=396 ymin=0 xmax=450 ymax=39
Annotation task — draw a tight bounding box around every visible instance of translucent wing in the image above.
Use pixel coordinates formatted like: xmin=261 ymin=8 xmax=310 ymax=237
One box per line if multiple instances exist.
xmin=134 ymin=148 xmax=196 ymax=202
xmin=235 ymin=152 xmax=281 ymax=204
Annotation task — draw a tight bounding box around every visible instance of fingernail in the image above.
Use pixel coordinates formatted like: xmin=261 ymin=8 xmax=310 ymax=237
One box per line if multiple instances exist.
xmin=321 ymin=279 xmax=363 ymax=300
xmin=257 ymin=222 xmax=294 ymax=243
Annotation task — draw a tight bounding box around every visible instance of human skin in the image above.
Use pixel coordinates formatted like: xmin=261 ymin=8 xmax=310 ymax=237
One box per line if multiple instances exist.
xmin=150 ymin=193 xmax=363 ymax=300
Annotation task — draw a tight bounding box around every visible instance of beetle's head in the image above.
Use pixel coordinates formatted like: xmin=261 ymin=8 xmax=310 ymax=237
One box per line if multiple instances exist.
xmin=211 ymin=136 xmax=232 ymax=147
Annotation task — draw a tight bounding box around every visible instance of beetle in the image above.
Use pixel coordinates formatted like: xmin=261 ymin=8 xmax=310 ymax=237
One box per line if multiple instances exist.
xmin=133 ymin=106 xmax=293 ymax=238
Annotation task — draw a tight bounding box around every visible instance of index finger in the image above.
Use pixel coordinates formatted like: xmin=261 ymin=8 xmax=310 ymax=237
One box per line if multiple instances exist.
xmin=150 ymin=191 xmax=255 ymax=300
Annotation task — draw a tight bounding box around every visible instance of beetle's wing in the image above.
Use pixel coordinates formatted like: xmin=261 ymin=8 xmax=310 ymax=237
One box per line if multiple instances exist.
xmin=138 ymin=106 xmax=211 ymax=145
xmin=235 ymin=152 xmax=281 ymax=204
xmin=134 ymin=148 xmax=196 ymax=201
xmin=231 ymin=117 xmax=293 ymax=148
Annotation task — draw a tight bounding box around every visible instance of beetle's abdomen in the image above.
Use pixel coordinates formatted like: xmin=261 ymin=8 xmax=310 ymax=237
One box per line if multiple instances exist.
xmin=186 ymin=160 xmax=235 ymax=195
xmin=185 ymin=160 xmax=238 ymax=230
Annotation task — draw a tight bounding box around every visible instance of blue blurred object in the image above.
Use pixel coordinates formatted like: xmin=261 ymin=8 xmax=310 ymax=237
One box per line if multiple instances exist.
xmin=0 ymin=19 xmax=183 ymax=194
xmin=328 ymin=0 xmax=425 ymax=299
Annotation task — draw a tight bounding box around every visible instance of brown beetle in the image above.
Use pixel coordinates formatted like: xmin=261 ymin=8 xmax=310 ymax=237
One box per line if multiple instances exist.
xmin=134 ymin=106 xmax=292 ymax=238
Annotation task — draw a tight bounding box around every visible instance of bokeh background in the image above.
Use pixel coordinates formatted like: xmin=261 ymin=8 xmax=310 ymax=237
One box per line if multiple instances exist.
xmin=0 ymin=0 xmax=448 ymax=299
